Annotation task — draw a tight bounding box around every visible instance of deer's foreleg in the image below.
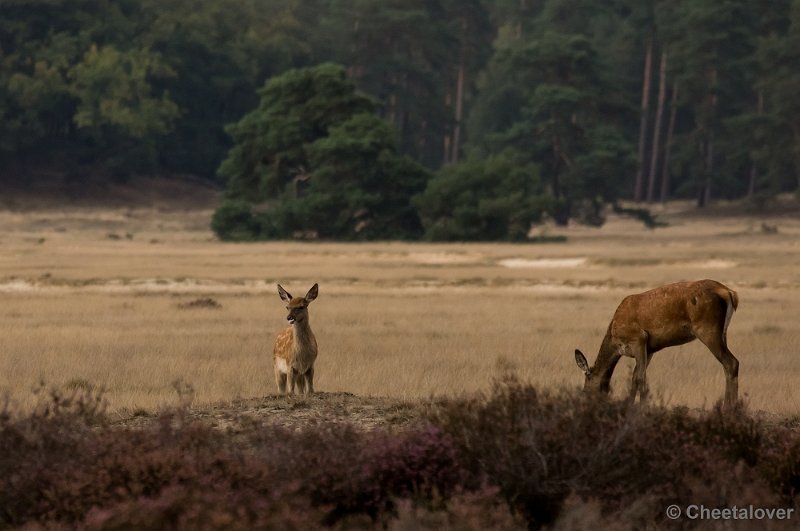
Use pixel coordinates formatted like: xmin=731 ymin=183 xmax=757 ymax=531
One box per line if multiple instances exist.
xmin=275 ymin=364 xmax=287 ymax=395
xmin=628 ymin=342 xmax=650 ymax=404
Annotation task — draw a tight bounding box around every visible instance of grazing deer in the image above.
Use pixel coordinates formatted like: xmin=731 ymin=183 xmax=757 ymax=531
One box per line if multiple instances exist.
xmin=274 ymin=283 xmax=319 ymax=396
xmin=574 ymin=279 xmax=740 ymax=408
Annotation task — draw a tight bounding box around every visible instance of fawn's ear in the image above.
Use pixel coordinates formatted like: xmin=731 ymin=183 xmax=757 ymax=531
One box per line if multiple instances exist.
xmin=574 ymin=349 xmax=590 ymax=375
xmin=277 ymin=284 xmax=293 ymax=302
xmin=304 ymin=283 xmax=319 ymax=303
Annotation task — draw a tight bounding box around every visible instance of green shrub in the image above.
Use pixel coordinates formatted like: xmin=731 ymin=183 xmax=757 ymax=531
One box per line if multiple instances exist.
xmin=415 ymin=152 xmax=547 ymax=241
xmin=210 ymin=199 xmax=261 ymax=241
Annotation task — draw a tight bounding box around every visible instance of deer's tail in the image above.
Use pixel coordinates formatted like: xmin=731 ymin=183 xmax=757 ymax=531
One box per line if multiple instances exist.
xmin=714 ymin=286 xmax=738 ymax=340
xmin=713 ymin=285 xmax=738 ymax=311
xmin=728 ymin=289 xmax=739 ymax=312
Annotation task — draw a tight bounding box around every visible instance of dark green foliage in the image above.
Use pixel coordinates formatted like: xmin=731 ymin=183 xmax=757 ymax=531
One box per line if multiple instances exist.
xmin=464 ymin=26 xmax=636 ymax=226
xmin=0 ymin=0 xmax=314 ymax=178
xmin=2 ymin=0 xmax=800 ymax=228
xmin=0 ymin=1 xmax=179 ymax=173
xmin=210 ymin=200 xmax=261 ymax=241
xmin=754 ymin=0 xmax=800 ymax=195
xmin=612 ymin=204 xmax=668 ymax=228
xmin=320 ymin=0 xmax=482 ymax=167
xmin=300 ymin=114 xmax=430 ymax=239
xmin=214 ymin=64 xmax=430 ymax=240
xmin=415 ymin=152 xmax=546 ymax=241
xmin=219 ymin=63 xmax=374 ymax=198
xmin=136 ymin=0 xmax=313 ymax=177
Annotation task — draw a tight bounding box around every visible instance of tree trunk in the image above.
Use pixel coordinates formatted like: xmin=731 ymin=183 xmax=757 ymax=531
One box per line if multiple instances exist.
xmin=634 ymin=37 xmax=654 ymax=202
xmin=747 ymin=90 xmax=764 ymax=198
xmin=552 ymin=135 xmax=562 ymax=199
xmin=386 ymin=38 xmax=398 ymax=126
xmin=660 ymin=82 xmax=678 ymax=203
xmin=646 ymin=51 xmax=667 ymax=203
xmin=443 ymin=88 xmax=453 ymax=164
xmin=387 ymin=92 xmax=397 ymax=125
xmin=697 ymin=66 xmax=718 ymax=208
xmin=747 ymin=163 xmax=757 ymax=198
xmin=704 ymin=135 xmax=714 ymax=205
xmin=793 ymin=125 xmax=800 ymax=197
xmin=417 ymin=117 xmax=427 ymax=155
xmin=346 ymin=18 xmax=360 ymax=80
xmin=697 ymin=134 xmax=713 ymax=208
xmin=551 ymin=134 xmax=571 ymax=226
xmin=396 ymin=72 xmax=409 ymax=142
xmin=516 ymin=0 xmax=527 ymax=38
xmin=451 ymin=17 xmax=467 ymax=164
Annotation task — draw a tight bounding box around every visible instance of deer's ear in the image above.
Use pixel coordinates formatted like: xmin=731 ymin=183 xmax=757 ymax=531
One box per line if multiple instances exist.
xmin=574 ymin=349 xmax=590 ymax=375
xmin=304 ymin=283 xmax=319 ymax=303
xmin=277 ymin=284 xmax=293 ymax=302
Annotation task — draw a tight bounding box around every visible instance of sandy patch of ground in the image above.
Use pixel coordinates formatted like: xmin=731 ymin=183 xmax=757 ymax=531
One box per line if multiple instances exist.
xmin=497 ymin=257 xmax=588 ymax=268
xmin=114 ymin=392 xmax=423 ymax=432
xmin=674 ymin=259 xmax=737 ymax=269
xmin=408 ymin=252 xmax=483 ymax=265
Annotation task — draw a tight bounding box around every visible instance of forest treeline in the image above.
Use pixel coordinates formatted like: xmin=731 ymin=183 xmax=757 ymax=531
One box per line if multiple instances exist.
xmin=2 ymin=1 xmax=800 ymax=239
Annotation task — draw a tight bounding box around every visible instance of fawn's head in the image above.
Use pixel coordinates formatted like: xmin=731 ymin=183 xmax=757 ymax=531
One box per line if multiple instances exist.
xmin=277 ymin=283 xmax=319 ymax=325
xmin=574 ymin=349 xmax=612 ymax=395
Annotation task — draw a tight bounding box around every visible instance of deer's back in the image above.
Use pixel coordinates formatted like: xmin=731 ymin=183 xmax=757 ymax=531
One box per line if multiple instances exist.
xmin=611 ymin=280 xmax=730 ymax=350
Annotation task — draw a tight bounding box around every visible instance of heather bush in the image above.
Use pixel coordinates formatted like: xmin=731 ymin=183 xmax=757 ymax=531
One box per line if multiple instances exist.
xmin=0 ymin=385 xmax=109 ymax=524
xmin=0 ymin=388 xmax=460 ymax=529
xmin=427 ymin=379 xmax=795 ymax=528
xmin=389 ymin=487 xmax=526 ymax=531
xmin=82 ymin=485 xmax=320 ymax=531
xmin=251 ymin=422 xmax=460 ymax=524
xmin=758 ymin=426 xmax=800 ymax=502
xmin=1 ymin=382 xmax=798 ymax=530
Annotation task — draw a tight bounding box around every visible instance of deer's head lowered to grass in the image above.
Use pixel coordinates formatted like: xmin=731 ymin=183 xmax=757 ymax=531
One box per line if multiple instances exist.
xmin=574 ymin=279 xmax=740 ymax=409
xmin=273 ymin=283 xmax=319 ymax=396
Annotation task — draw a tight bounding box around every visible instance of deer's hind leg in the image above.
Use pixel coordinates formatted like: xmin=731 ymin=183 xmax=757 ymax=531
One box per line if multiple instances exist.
xmin=694 ymin=300 xmax=739 ymax=409
xmin=696 ymin=330 xmax=739 ymax=409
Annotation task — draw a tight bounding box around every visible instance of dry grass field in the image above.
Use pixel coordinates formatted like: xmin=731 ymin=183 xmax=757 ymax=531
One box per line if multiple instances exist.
xmin=1 ymin=191 xmax=799 ymax=417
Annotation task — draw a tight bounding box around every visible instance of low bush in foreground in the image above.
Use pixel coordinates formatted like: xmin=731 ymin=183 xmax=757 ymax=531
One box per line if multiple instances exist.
xmin=1 ymin=382 xmax=798 ymax=529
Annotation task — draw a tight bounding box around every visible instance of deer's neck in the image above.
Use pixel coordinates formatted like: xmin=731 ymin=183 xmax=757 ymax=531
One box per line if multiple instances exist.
xmin=593 ymin=331 xmax=621 ymax=391
xmin=292 ymin=318 xmax=314 ymax=350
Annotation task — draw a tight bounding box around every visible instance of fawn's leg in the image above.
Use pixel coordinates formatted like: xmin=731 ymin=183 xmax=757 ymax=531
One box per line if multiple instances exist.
xmin=275 ymin=365 xmax=287 ymax=395
xmin=305 ymin=367 xmax=315 ymax=396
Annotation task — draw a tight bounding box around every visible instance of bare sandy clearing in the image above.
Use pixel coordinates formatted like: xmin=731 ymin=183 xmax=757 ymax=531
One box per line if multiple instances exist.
xmin=675 ymin=259 xmax=738 ymax=269
xmin=408 ymin=251 xmax=483 ymax=265
xmin=498 ymin=257 xmax=588 ymax=268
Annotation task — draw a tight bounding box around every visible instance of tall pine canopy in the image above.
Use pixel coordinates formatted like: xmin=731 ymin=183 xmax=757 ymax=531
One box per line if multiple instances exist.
xmin=1 ymin=0 xmax=799 ymax=239
xmin=213 ymin=63 xmax=429 ymax=240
